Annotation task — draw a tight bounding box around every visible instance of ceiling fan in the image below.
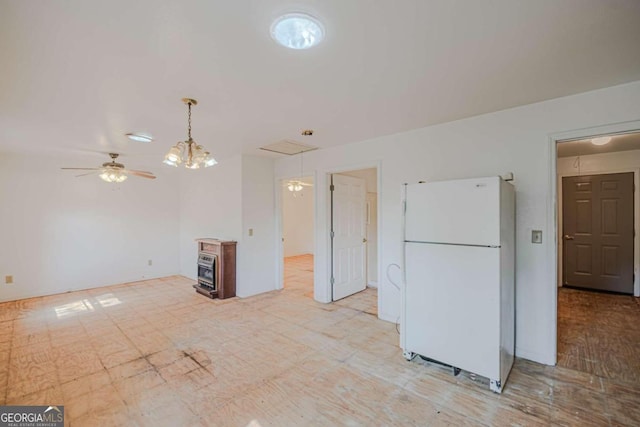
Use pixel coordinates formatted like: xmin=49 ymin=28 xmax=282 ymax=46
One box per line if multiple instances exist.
xmin=61 ymin=153 xmax=156 ymax=183
xmin=286 ymin=140 xmax=315 ymax=193
xmin=284 ymin=180 xmax=312 ymax=192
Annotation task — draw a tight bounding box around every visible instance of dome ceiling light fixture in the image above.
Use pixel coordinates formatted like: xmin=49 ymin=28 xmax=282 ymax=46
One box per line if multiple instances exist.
xmin=591 ymin=136 xmax=612 ymax=146
xmin=270 ymin=13 xmax=325 ymax=50
xmin=126 ymin=132 xmax=153 ymax=143
xmin=163 ymin=98 xmax=217 ymax=169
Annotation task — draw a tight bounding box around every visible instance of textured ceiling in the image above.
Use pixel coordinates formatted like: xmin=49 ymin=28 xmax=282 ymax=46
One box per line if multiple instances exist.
xmin=1 ymin=0 xmax=640 ymax=166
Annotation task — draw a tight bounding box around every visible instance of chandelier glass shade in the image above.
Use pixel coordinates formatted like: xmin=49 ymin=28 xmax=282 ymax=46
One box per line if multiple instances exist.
xmin=163 ymin=98 xmax=217 ymax=169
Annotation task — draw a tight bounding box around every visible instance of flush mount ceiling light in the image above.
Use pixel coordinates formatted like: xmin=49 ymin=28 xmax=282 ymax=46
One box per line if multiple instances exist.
xmin=163 ymin=98 xmax=217 ymax=169
xmin=126 ymin=133 xmax=153 ymax=143
xmin=270 ymin=13 xmax=325 ymax=50
xmin=591 ymin=136 xmax=612 ymax=146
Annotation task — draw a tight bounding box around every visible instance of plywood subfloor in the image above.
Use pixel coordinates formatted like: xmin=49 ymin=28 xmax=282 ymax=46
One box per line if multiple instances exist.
xmin=283 ymin=254 xmax=315 ymax=299
xmin=1 ymin=277 xmax=639 ymax=425
xmin=557 ymin=287 xmax=640 ymax=384
xmin=285 ymin=254 xmax=377 ymax=316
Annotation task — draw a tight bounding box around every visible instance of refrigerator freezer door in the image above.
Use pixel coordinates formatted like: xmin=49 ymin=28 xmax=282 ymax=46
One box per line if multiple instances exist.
xmin=405 ymin=177 xmax=501 ymax=246
xmin=403 ymin=242 xmax=501 ymax=380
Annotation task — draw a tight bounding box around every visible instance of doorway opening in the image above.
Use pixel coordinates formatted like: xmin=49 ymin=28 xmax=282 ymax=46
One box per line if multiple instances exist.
xmin=555 ymin=130 xmax=640 ymax=382
xmin=329 ymin=167 xmax=378 ymax=315
xmin=281 ymin=175 xmax=315 ymax=299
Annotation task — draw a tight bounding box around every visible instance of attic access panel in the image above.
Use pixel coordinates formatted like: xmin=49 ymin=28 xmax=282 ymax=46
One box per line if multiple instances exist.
xmin=260 ymin=139 xmax=318 ymax=155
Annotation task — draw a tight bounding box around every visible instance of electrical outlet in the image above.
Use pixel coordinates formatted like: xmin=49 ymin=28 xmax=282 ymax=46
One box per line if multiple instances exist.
xmin=5 ymin=275 xmax=13 ymax=285
xmin=148 ymin=259 xmax=153 ymax=266
xmin=532 ymin=230 xmax=543 ymax=244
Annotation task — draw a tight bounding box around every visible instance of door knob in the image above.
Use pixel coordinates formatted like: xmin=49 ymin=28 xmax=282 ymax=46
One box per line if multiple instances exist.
xmin=564 ymin=235 xmax=574 ymax=240
xmin=362 ymin=238 xmax=368 ymax=243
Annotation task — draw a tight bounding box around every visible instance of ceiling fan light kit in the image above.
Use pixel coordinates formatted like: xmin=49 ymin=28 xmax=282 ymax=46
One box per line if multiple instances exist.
xmin=99 ymin=153 xmax=127 ymax=182
xmin=99 ymin=170 xmax=128 ymax=183
xmin=287 ymin=182 xmax=304 ymax=192
xmin=163 ymin=98 xmax=217 ymax=169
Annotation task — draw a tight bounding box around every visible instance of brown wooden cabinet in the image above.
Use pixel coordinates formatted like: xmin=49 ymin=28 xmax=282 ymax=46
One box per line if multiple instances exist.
xmin=193 ymin=238 xmax=237 ymax=299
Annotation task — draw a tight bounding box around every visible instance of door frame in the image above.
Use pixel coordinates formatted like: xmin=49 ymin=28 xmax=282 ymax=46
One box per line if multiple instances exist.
xmin=322 ymin=161 xmax=384 ymax=313
xmin=274 ymin=160 xmax=382 ymax=312
xmin=324 ymin=162 xmax=382 ymax=304
xmin=274 ymin=171 xmax=318 ymax=292
xmin=549 ymin=119 xmax=640 ymax=364
xmin=557 ymin=169 xmax=639 ymax=296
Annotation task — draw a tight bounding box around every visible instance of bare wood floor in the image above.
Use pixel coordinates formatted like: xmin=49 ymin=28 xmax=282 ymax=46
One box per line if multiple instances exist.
xmin=0 ymin=260 xmax=639 ymax=425
xmin=558 ymin=287 xmax=640 ymax=383
xmin=284 ymin=254 xmax=377 ymax=316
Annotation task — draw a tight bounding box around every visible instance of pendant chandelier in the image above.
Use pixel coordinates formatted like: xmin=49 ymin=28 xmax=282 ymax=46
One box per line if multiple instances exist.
xmin=163 ymin=98 xmax=217 ymax=169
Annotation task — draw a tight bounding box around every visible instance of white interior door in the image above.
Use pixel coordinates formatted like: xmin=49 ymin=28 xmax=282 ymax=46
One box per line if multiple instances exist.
xmin=332 ymin=174 xmax=366 ymax=300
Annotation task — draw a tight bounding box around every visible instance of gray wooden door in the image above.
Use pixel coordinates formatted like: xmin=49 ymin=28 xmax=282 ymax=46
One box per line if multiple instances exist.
xmin=562 ymin=173 xmax=634 ymax=294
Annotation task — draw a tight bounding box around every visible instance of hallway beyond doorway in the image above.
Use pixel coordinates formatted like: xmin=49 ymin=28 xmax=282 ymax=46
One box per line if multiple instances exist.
xmin=284 ymin=255 xmax=377 ymax=315
xmin=557 ymin=287 xmax=640 ymax=383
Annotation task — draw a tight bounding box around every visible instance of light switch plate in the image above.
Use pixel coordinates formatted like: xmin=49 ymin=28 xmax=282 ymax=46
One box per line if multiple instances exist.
xmin=5 ymin=275 xmax=13 ymax=284
xmin=532 ymin=230 xmax=543 ymax=244
xmin=248 ymin=228 xmax=254 ymax=237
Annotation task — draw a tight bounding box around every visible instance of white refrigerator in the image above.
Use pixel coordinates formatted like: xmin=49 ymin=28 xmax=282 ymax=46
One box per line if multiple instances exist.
xmin=401 ymin=176 xmax=515 ymax=393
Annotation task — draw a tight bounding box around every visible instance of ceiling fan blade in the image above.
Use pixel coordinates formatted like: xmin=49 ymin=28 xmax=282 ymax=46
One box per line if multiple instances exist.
xmin=61 ymin=167 xmax=100 ymax=171
xmin=75 ymin=171 xmax=99 ymax=177
xmin=126 ymin=170 xmax=156 ymax=179
xmin=128 ymin=169 xmax=154 ymax=175
xmin=300 ymin=182 xmax=313 ymax=186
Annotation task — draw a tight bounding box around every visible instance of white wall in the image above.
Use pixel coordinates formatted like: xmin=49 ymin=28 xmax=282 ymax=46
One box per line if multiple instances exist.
xmin=282 ymin=177 xmax=314 ymax=257
xmin=178 ymin=155 xmax=276 ymax=298
xmin=178 ymin=156 xmax=242 ymax=281
xmin=237 ymin=155 xmax=276 ymax=297
xmin=557 ymin=149 xmax=640 ymax=296
xmin=275 ymin=80 xmax=640 ymax=365
xmin=0 ymin=153 xmax=180 ymax=302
